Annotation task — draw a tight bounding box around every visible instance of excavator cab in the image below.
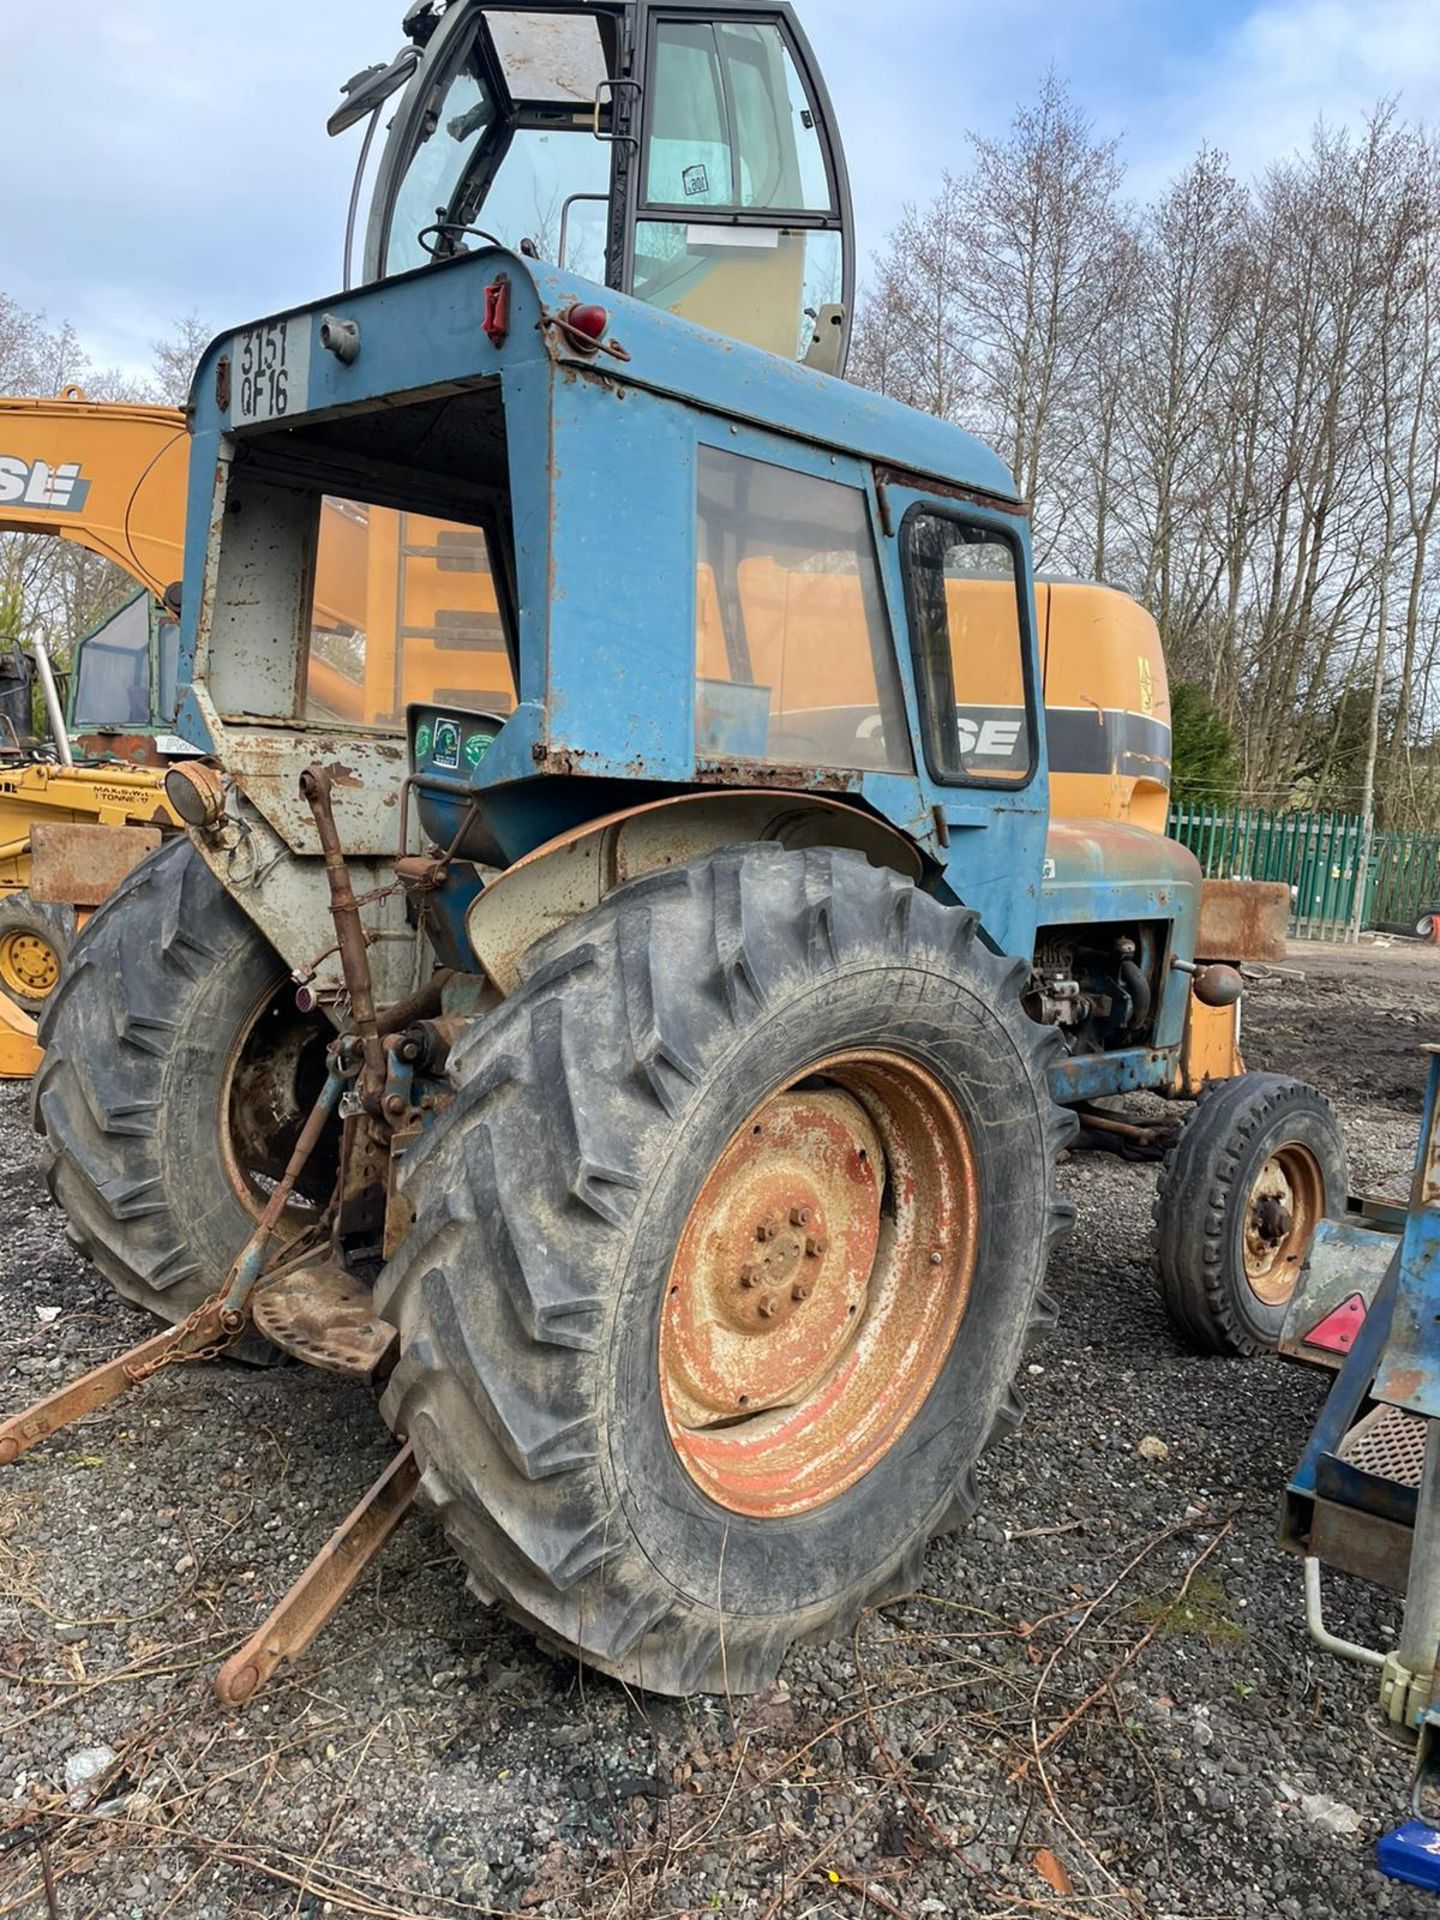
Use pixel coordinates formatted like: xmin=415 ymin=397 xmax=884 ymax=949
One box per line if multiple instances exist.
xmin=333 ymin=0 xmax=854 ymax=372
xmin=67 ymin=591 xmax=183 ymax=749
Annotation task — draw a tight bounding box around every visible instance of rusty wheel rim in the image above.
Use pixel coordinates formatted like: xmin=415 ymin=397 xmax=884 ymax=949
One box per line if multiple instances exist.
xmin=659 ymin=1051 xmax=979 ymax=1520
xmin=0 ymin=928 xmax=60 ymax=1001
xmin=219 ymin=979 xmax=336 ymax=1226
xmin=1242 ymin=1143 xmax=1323 ymax=1309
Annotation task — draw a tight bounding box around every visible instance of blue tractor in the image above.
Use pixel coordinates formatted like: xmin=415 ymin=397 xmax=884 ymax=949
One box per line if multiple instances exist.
xmin=3 ymin=2 xmax=1346 ymax=1694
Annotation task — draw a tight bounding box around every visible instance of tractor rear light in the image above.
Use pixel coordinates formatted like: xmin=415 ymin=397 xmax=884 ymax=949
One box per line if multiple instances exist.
xmin=565 ymin=302 xmax=609 ymax=348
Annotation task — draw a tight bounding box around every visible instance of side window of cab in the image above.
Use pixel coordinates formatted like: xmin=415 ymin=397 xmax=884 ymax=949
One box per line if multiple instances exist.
xmin=692 ymin=445 xmax=913 ymax=776
xmin=902 ymin=509 xmax=1036 ymax=788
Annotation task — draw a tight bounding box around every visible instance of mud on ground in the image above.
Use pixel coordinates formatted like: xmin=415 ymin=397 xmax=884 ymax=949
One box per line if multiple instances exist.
xmin=0 ymin=941 xmax=1438 ymax=1918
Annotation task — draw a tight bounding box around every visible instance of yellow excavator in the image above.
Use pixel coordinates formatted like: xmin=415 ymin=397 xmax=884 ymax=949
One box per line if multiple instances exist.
xmin=0 ymin=391 xmax=193 ymax=1068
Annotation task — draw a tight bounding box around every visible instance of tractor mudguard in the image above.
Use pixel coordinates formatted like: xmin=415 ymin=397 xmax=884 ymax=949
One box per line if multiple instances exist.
xmin=461 ymin=789 xmax=928 ymax=995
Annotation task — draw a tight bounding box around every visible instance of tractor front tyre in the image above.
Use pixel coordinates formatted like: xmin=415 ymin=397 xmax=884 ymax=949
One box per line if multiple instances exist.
xmin=378 ymin=845 xmax=1076 ymax=1694
xmin=1155 ymin=1072 xmax=1347 ymax=1357
xmin=0 ymin=893 xmax=76 ymax=1015
xmin=33 ymin=836 xmax=336 ymax=1330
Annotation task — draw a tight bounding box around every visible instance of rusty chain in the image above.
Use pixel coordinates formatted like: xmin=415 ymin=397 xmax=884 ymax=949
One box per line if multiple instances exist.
xmin=122 ymin=1291 xmax=245 ymax=1386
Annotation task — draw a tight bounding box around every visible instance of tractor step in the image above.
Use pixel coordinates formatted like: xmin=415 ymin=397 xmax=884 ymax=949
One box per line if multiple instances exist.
xmin=1338 ymin=1403 xmax=1430 ymax=1495
xmin=1308 ymin=1404 xmax=1429 ymax=1595
xmin=251 ymin=1261 xmax=396 ymax=1378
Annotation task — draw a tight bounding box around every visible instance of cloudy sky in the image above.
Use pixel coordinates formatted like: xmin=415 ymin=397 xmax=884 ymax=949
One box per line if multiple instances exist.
xmin=5 ymin=0 xmax=1440 ymax=380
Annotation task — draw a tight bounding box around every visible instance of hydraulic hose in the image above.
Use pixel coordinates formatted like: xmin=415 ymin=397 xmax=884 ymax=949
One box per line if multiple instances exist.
xmin=1119 ymin=957 xmax=1152 ymax=1033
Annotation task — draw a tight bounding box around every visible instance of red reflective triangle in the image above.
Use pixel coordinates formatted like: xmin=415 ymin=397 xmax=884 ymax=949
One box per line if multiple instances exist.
xmin=1304 ymin=1293 xmax=1368 ymax=1355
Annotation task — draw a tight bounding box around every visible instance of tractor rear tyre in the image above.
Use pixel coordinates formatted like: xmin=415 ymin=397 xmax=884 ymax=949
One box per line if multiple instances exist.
xmin=0 ymin=893 xmax=76 ymax=1015
xmin=33 ymin=836 xmax=336 ymax=1330
xmin=1155 ymin=1072 xmax=1347 ymax=1357
xmin=378 ymin=846 xmax=1076 ymax=1694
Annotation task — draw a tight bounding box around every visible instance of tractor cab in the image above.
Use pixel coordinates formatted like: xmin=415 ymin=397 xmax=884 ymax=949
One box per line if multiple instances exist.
xmin=332 ymin=0 xmax=854 ymax=372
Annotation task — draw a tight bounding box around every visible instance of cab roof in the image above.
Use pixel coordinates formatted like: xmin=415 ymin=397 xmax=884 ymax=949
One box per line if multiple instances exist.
xmin=194 ymin=247 xmax=1022 ymax=509
xmin=525 ymin=252 xmax=1022 ymax=507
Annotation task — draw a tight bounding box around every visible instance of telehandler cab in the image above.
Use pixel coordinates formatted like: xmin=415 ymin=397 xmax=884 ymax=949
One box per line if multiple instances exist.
xmin=5 ymin=236 xmax=1341 ymax=1694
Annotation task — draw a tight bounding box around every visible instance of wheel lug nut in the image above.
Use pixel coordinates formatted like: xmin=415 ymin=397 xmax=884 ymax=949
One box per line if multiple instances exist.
xmin=790 ymin=1206 xmax=812 ymax=1228
xmin=740 ymin=1266 xmax=761 ymax=1290
xmin=756 ymin=1223 xmax=777 ymax=1243
xmin=792 ymin=1283 xmax=812 ymax=1303
xmin=806 ymin=1236 xmax=826 ymax=1259
xmin=758 ymin=1296 xmax=780 ymax=1320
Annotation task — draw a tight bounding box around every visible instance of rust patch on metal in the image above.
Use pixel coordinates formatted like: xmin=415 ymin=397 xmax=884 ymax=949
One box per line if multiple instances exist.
xmin=302 ymin=763 xmax=385 ymax=1105
xmin=660 ymin=1051 xmax=979 ymax=1520
xmin=28 ymin=823 xmax=164 ymax=907
xmin=874 ymin=463 xmax=1027 ymax=518
xmin=251 ymin=1262 xmax=397 ymax=1378
xmin=71 ymin=731 xmax=170 ymax=767
xmin=663 ymin=1091 xmax=884 ymax=1427
xmin=1244 ymin=1142 xmax=1325 ymax=1309
xmin=1196 ymin=880 xmax=1290 ymax=964
xmin=1382 ymin=1367 xmax=1427 ymax=1404
xmin=694 ymin=758 xmax=854 ymax=795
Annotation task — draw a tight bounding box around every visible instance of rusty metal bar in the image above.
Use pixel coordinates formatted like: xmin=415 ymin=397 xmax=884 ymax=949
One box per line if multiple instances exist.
xmin=214 ymin=1443 xmax=420 ymax=1706
xmin=301 ymin=764 xmax=387 ymax=1108
xmin=0 ymin=1304 xmax=228 ymax=1467
xmin=378 ymin=968 xmax=454 ymax=1038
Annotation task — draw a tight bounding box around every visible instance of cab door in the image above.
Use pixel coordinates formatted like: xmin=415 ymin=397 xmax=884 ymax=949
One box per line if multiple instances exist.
xmin=622 ymin=5 xmax=855 ymax=370
xmin=876 ymin=480 xmax=1052 ymax=959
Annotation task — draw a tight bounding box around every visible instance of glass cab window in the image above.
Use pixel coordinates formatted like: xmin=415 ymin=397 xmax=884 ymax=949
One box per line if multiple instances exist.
xmin=371 ymin=7 xmax=849 ymax=367
xmin=904 ymin=513 xmax=1034 ymax=787
xmin=306 ymin=500 xmax=514 ymax=729
xmin=382 ymin=12 xmax=613 ymax=278
xmin=639 ymin=17 xmax=841 ymax=360
xmin=71 ymin=593 xmax=154 ymax=729
xmin=646 ymin=20 xmax=833 ymax=213
xmin=694 ymin=446 xmax=912 ymax=776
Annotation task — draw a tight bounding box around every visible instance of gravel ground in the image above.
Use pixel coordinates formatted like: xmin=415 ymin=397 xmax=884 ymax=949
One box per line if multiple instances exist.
xmin=1 ymin=941 xmax=1439 ymax=1919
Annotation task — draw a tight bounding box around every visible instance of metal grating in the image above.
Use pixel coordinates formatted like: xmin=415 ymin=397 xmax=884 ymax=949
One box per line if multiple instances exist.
xmin=1338 ymin=1405 xmax=1430 ymax=1487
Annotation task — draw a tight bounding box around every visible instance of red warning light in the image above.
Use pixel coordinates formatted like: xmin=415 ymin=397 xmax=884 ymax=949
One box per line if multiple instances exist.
xmin=566 ymin=303 xmax=609 ymax=345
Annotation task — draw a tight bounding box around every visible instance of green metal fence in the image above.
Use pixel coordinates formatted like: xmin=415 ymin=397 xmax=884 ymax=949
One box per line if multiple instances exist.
xmin=1167 ymin=803 xmax=1440 ymax=941
xmin=1370 ymin=831 xmax=1440 ymax=933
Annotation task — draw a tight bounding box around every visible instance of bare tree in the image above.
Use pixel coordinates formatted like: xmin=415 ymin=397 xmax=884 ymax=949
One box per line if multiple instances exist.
xmin=149 ymin=311 xmax=213 ymax=409
xmin=851 ymin=86 xmax=1440 ymax=831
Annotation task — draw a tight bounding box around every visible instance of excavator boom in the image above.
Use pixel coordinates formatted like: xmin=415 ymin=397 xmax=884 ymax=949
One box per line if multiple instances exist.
xmin=0 ymin=390 xmax=186 ymax=600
